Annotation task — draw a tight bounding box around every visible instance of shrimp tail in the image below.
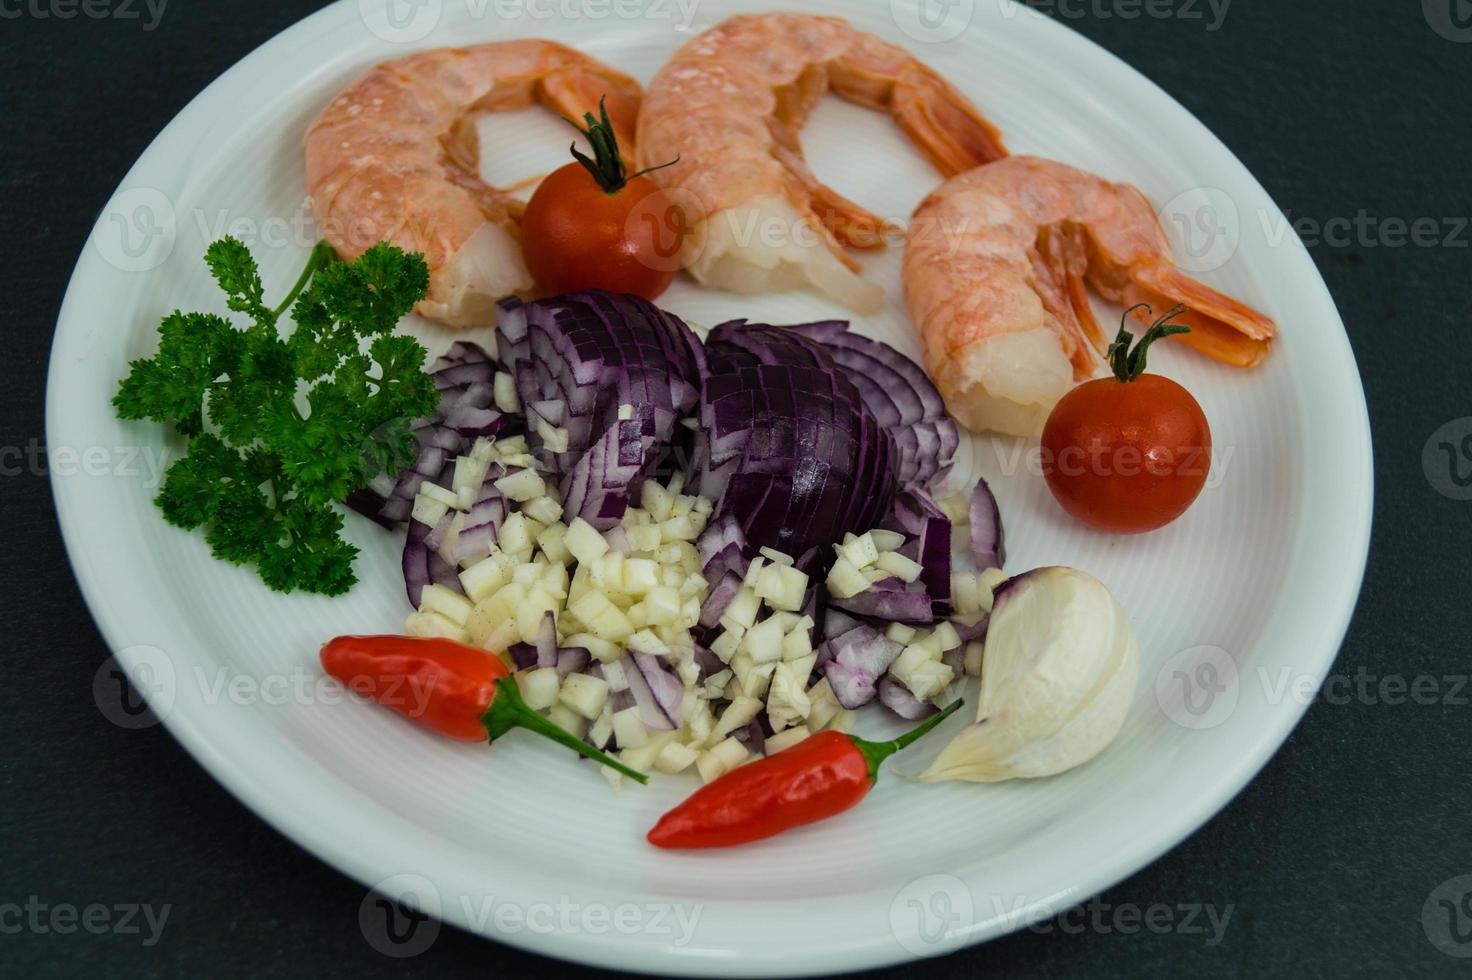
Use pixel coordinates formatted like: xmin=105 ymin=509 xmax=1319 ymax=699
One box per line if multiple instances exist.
xmin=538 ymin=70 xmax=641 ymax=159
xmin=1125 ymin=262 xmax=1277 ymax=368
xmin=891 ymin=65 xmax=1008 ymax=176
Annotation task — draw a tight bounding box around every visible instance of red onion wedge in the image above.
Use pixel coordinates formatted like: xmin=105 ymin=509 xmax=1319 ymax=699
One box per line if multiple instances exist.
xmin=969 ymin=476 xmax=1006 ymax=571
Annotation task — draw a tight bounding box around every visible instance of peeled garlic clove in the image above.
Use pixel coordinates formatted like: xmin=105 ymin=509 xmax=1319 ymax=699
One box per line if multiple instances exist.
xmin=919 ymin=566 xmax=1137 ymax=783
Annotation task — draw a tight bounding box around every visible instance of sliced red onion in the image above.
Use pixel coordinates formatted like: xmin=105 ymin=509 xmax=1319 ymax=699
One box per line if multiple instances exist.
xmin=427 ymin=551 xmax=464 ymax=597
xmin=453 ymin=468 xmax=507 ymax=564
xmin=532 ymin=611 xmax=557 ymax=665
xmin=696 ymin=322 xmax=898 ymax=571
xmin=607 ymin=686 xmax=637 ymax=714
xmin=734 ymin=718 xmax=767 ymax=755
xmin=969 ymin=476 xmax=1006 ymax=571
xmin=877 ymin=676 xmax=939 ymax=720
xmin=821 ymin=625 xmax=903 ymax=708
xmin=379 ymin=497 xmax=411 ymax=524
xmin=495 ymin=292 xmax=704 ymax=526
xmin=694 ymin=645 xmax=724 ymax=680
xmin=886 ymin=489 xmax=952 ymax=612
xmin=620 ymin=653 xmax=676 ymax=730
xmin=433 ymin=360 xmax=495 ymax=391
xmin=402 ymin=518 xmax=432 ymax=607
xmin=559 ymin=410 xmax=659 ymax=529
xmin=556 ymin=647 xmax=590 ymax=677
xmin=786 ymin=321 xmax=957 ymax=487
xmin=423 ymin=510 xmax=456 ymax=552
xmin=829 ymin=578 xmax=935 ymax=626
xmin=952 ymin=613 xmax=990 ymax=644
xmin=631 ymin=651 xmax=683 ymax=727
xmin=431 ymin=341 xmax=492 ymax=371
xmin=698 ymin=515 xmax=748 ymax=568
xmin=940 ymin=645 xmax=965 ymax=679
xmin=821 ymin=607 xmax=865 ymax=642
xmin=699 ymin=571 xmax=743 ymax=629
xmin=507 ymin=643 xmax=541 ymax=671
xmin=346 ymin=489 xmax=398 ymax=530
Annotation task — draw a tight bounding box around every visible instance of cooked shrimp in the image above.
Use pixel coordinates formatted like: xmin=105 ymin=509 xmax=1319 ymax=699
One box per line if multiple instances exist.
xmin=636 ymin=13 xmax=1006 ymax=313
xmin=306 ymin=42 xmax=641 ymax=328
xmin=904 ymin=155 xmax=1277 ymax=436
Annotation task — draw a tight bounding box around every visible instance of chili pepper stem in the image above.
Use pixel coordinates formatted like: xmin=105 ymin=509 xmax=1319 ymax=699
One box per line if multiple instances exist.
xmin=850 ymin=698 xmax=965 ymax=782
xmin=481 ymin=677 xmax=649 ymax=784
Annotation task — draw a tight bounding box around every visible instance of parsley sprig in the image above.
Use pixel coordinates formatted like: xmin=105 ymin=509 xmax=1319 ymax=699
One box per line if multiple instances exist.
xmin=114 ymin=238 xmax=437 ymax=596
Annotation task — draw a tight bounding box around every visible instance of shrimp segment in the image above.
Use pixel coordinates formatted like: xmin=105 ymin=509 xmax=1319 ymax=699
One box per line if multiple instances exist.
xmin=306 ymin=42 xmax=641 ymax=328
xmin=904 ymin=156 xmax=1276 ymax=436
xmin=637 ymin=13 xmax=1006 ymax=312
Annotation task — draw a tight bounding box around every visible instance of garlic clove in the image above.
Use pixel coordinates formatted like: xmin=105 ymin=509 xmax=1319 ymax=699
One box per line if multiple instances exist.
xmin=919 ymin=566 xmax=1138 ymax=783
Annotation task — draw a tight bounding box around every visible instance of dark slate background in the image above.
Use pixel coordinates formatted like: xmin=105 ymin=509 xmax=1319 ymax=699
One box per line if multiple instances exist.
xmin=4 ymin=0 xmax=1469 ymax=976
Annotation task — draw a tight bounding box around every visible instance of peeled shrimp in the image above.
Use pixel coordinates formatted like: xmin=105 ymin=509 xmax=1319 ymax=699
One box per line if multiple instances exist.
xmin=904 ymin=156 xmax=1277 ymax=436
xmin=636 ymin=13 xmax=1006 ymax=313
xmin=306 ymin=42 xmax=641 ymax=328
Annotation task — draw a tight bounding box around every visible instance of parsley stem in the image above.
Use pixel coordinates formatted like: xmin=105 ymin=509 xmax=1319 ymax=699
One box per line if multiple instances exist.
xmin=273 ymin=241 xmax=338 ymax=321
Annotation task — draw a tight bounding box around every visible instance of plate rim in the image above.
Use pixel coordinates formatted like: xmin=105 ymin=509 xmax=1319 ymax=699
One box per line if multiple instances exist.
xmin=47 ymin=0 xmax=1373 ymax=973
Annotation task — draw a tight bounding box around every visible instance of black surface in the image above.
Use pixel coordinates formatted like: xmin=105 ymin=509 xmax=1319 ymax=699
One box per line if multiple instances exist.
xmin=4 ymin=1 xmax=1469 ymax=976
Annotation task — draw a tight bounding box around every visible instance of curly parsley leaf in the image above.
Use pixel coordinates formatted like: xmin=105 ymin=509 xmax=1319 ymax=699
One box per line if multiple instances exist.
xmin=114 ymin=237 xmax=436 ymax=596
xmin=205 ymin=238 xmax=274 ymax=325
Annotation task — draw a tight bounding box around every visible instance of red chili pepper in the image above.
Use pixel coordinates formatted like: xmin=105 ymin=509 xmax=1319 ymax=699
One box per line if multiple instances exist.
xmin=321 ymin=635 xmax=648 ymax=784
xmin=647 ymin=699 xmax=963 ymax=848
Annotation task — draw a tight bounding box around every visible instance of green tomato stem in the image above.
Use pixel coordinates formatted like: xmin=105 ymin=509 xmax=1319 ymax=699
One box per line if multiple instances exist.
xmin=1106 ymin=304 xmax=1193 ymax=382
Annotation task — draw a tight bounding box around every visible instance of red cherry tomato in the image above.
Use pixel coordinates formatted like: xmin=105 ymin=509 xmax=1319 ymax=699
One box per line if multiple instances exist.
xmin=1040 ymin=306 xmax=1212 ymax=534
xmin=519 ymin=97 xmax=683 ymax=300
xmin=521 ymin=164 xmax=680 ymax=300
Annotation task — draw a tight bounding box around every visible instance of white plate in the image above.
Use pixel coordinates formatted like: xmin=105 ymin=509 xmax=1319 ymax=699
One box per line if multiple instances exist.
xmin=49 ymin=0 xmax=1371 ymax=973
